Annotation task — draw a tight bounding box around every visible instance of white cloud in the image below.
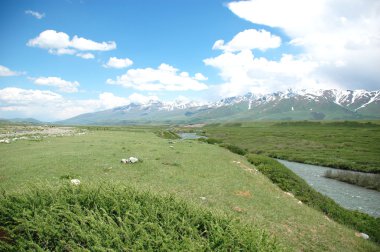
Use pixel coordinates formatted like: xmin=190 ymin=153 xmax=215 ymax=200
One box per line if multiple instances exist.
xmin=194 ymin=73 xmax=208 ymax=81
xmin=76 ymin=53 xmax=95 ymax=59
xmin=107 ymin=63 xmax=208 ymax=91
xmin=25 ymin=10 xmax=45 ymax=19
xmin=103 ymin=57 xmax=133 ymax=68
xmin=212 ymin=29 xmax=281 ymax=52
xmin=70 ymin=35 xmax=116 ymax=51
xmin=0 ymin=65 xmax=21 ymax=77
xmin=0 ymin=87 xmax=160 ymax=121
xmin=31 ymin=76 xmax=80 ymax=93
xmin=204 ymin=50 xmax=333 ymax=97
xmin=27 ymin=30 xmax=116 ymax=59
xmin=226 ymin=0 xmax=380 ymax=90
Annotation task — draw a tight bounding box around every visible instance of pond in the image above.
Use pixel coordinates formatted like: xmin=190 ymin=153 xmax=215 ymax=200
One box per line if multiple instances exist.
xmin=277 ymin=159 xmax=380 ymax=217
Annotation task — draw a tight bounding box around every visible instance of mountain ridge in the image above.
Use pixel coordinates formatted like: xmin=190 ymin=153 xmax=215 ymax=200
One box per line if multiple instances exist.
xmin=60 ymin=89 xmax=380 ymax=125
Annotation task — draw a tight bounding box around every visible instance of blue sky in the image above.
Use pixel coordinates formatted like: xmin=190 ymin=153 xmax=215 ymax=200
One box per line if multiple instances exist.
xmin=1 ymin=0 xmax=379 ymax=121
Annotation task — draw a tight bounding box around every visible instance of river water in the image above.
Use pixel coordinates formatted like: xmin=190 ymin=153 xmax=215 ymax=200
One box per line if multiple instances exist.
xmin=178 ymin=132 xmax=205 ymax=140
xmin=277 ymin=159 xmax=380 ymax=217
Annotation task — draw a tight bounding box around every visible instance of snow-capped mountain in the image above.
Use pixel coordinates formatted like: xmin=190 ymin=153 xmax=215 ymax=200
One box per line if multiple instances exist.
xmin=60 ymin=89 xmax=380 ymax=125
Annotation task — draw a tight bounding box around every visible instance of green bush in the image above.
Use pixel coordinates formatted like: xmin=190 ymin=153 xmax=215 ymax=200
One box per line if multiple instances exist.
xmin=247 ymin=154 xmax=380 ymax=244
xmin=221 ymin=144 xmax=247 ymax=156
xmin=198 ymin=137 xmax=223 ymax=144
xmin=0 ymin=183 xmax=281 ymax=251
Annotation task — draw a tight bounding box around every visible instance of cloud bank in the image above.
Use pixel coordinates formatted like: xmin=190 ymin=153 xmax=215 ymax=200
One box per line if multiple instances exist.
xmin=107 ymin=63 xmax=208 ymax=91
xmin=206 ymin=0 xmax=380 ymax=96
xmin=0 ymin=87 xmax=158 ymax=121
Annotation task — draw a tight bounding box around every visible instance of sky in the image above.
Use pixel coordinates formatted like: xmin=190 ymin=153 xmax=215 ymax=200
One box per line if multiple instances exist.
xmin=0 ymin=0 xmax=379 ymax=121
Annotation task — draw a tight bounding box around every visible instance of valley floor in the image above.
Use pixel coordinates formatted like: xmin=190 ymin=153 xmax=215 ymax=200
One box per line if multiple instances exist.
xmin=0 ymin=126 xmax=378 ymax=251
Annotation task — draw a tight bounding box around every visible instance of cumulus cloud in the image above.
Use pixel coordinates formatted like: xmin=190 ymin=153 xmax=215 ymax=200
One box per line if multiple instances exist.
xmin=226 ymin=0 xmax=380 ymax=91
xmin=212 ymin=29 xmax=281 ymax=52
xmin=27 ymin=30 xmax=116 ymax=59
xmin=31 ymin=76 xmax=80 ymax=93
xmin=0 ymin=87 xmax=159 ymax=121
xmin=25 ymin=10 xmax=45 ymax=19
xmin=76 ymin=53 xmax=95 ymax=59
xmin=0 ymin=65 xmax=22 ymax=77
xmin=107 ymin=63 xmax=208 ymax=91
xmin=204 ymin=50 xmax=334 ymax=97
xmin=103 ymin=57 xmax=133 ymax=68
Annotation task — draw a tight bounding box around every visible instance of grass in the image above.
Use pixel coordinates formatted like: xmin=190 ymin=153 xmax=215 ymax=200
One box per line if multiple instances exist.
xmin=0 ymin=183 xmax=280 ymax=251
xmin=246 ymin=154 xmax=380 ymax=243
xmin=200 ymin=121 xmax=380 ymax=173
xmin=0 ymin=125 xmax=378 ymax=251
xmin=324 ymin=170 xmax=380 ymax=191
xmin=155 ymin=129 xmax=180 ymax=139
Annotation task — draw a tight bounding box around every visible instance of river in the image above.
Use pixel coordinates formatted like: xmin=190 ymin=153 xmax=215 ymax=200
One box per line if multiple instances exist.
xmin=277 ymin=159 xmax=380 ymax=217
xmin=178 ymin=132 xmax=205 ymax=140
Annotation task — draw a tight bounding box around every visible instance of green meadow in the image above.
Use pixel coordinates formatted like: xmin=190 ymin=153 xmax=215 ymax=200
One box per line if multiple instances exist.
xmin=1 ymin=125 xmax=378 ymax=251
xmin=201 ymin=121 xmax=380 ymax=173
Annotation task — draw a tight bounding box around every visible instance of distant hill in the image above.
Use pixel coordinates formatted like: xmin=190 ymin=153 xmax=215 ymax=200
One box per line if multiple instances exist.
xmin=0 ymin=118 xmax=44 ymax=125
xmin=59 ymin=89 xmax=380 ymax=125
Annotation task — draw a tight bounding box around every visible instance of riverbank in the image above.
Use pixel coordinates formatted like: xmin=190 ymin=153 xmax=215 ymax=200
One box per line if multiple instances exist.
xmin=324 ymin=170 xmax=380 ymax=192
xmin=201 ymin=121 xmax=380 ymax=173
xmin=246 ymin=154 xmax=380 ymax=244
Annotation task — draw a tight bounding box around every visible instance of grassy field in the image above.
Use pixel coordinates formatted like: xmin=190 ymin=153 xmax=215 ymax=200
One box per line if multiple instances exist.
xmin=0 ymin=125 xmax=379 ymax=251
xmin=199 ymin=121 xmax=380 ymax=173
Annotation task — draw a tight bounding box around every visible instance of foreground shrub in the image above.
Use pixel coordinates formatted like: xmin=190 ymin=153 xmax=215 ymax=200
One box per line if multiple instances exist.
xmin=0 ymin=183 xmax=281 ymax=251
xmin=247 ymin=154 xmax=380 ymax=244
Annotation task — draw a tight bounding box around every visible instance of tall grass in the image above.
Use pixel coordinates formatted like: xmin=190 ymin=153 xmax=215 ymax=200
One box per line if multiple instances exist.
xmin=324 ymin=170 xmax=380 ymax=191
xmin=0 ymin=183 xmax=281 ymax=251
xmin=246 ymin=154 xmax=380 ymax=244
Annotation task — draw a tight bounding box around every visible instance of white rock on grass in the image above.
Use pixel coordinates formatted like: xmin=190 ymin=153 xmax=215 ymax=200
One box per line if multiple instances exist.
xmin=121 ymin=157 xmax=139 ymax=164
xmin=0 ymin=139 xmax=10 ymax=144
xmin=128 ymin=157 xmax=139 ymax=163
xmin=360 ymin=233 xmax=369 ymax=240
xmin=70 ymin=179 xmax=81 ymax=186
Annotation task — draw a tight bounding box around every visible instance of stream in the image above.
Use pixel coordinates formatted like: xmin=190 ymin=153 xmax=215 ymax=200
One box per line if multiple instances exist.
xmin=277 ymin=159 xmax=380 ymax=217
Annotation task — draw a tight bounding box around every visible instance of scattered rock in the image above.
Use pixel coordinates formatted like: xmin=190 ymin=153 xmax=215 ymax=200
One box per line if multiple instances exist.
xmin=0 ymin=139 xmax=10 ymax=144
xmin=169 ymin=146 xmax=174 ymax=148
xmin=70 ymin=179 xmax=81 ymax=186
xmin=297 ymin=200 xmax=302 ymax=205
xmin=355 ymin=232 xmax=369 ymax=240
xmin=284 ymin=192 xmax=294 ymax=197
xmin=199 ymin=197 xmax=207 ymax=201
xmin=121 ymin=157 xmax=139 ymax=164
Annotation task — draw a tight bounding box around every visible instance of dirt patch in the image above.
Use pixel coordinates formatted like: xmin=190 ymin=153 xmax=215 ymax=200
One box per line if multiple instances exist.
xmin=0 ymin=228 xmax=11 ymax=243
xmin=235 ymin=190 xmax=252 ymax=198
xmin=232 ymin=206 xmax=246 ymax=213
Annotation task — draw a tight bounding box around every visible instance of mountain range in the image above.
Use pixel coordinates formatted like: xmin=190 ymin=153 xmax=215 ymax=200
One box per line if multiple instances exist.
xmin=60 ymin=89 xmax=380 ymax=125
